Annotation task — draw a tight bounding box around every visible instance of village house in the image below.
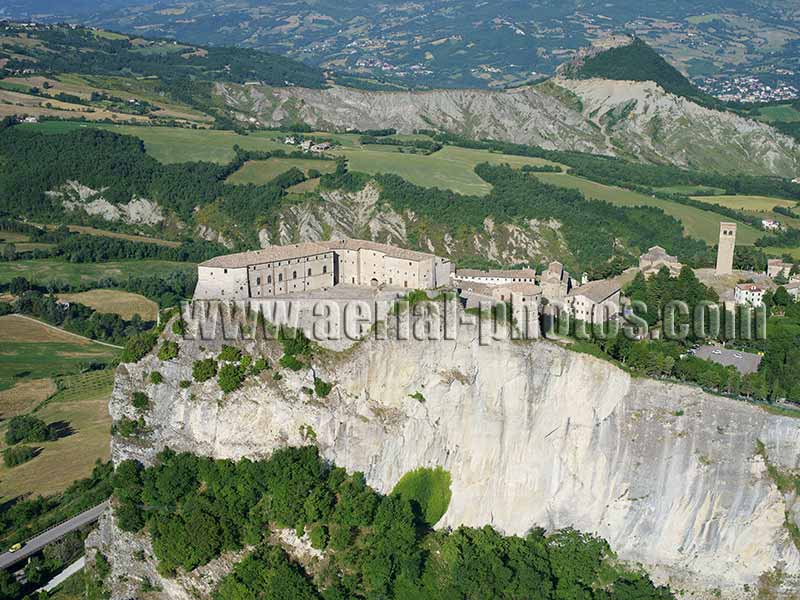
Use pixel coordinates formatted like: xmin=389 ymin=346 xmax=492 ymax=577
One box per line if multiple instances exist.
xmin=767 ymin=258 xmax=793 ymax=279
xmin=785 ymin=280 xmax=800 ymax=301
xmin=762 ymin=219 xmax=781 ymax=231
xmin=565 ymin=279 xmax=622 ymax=323
xmin=639 ymin=246 xmax=682 ymax=278
xmin=734 ymin=283 xmax=766 ymax=307
xmin=193 ymin=239 xmax=452 ymax=300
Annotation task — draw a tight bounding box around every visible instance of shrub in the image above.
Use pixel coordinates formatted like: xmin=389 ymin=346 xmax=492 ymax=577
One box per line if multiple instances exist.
xmin=251 ymin=358 xmax=269 ymax=374
xmin=192 ymin=358 xmax=218 ymax=382
xmin=172 ymin=319 xmax=185 ymax=336
xmin=278 ymin=326 xmax=311 ymax=358
xmin=121 ymin=332 xmax=158 ymax=363
xmin=3 ymin=445 xmax=36 ymax=468
xmin=179 ymin=380 xmax=191 ymax=389
xmin=218 ymin=363 xmax=245 ymax=394
xmin=132 ymin=391 xmax=150 ymax=411
xmin=279 ymin=354 xmax=304 ymax=371
xmin=314 ymin=378 xmax=333 ymax=398
xmin=409 ymin=391 xmax=426 ymax=403
xmin=5 ymin=415 xmax=52 ymax=445
xmin=115 ymin=417 xmax=145 ymax=438
xmin=272 ymin=372 xmax=283 ymax=381
xmin=150 ymin=371 xmax=164 ymax=385
xmin=158 ymin=341 xmax=179 ymax=361
xmin=309 ymin=524 xmax=328 ymax=550
xmin=218 ymin=345 xmax=242 ymax=362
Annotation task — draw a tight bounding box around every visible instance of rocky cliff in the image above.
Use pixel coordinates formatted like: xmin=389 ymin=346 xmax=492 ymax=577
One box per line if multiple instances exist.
xmin=96 ymin=314 xmax=800 ymax=598
xmin=215 ymin=79 xmax=800 ymax=178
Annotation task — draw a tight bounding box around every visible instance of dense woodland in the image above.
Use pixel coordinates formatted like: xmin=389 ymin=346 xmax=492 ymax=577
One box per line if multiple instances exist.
xmin=112 ymin=446 xmax=672 ymax=599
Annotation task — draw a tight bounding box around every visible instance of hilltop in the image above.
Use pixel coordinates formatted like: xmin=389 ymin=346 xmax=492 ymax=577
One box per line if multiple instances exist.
xmin=561 ymin=37 xmax=715 ymax=106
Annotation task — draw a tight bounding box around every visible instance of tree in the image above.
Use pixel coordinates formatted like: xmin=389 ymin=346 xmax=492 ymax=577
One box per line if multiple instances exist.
xmin=773 ymin=286 xmax=792 ymax=307
xmin=5 ymin=415 xmax=52 ymax=445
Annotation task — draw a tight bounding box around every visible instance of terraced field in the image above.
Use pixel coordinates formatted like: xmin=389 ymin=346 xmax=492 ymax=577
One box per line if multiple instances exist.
xmin=694 ymin=195 xmax=797 ymax=212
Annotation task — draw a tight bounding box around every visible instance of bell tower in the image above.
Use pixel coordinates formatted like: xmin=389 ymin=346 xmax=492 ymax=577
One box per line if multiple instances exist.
xmin=715 ymin=222 xmax=736 ymax=275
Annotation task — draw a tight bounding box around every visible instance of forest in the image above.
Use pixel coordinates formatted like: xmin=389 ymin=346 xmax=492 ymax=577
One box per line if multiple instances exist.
xmin=111 ymin=446 xmax=673 ymax=600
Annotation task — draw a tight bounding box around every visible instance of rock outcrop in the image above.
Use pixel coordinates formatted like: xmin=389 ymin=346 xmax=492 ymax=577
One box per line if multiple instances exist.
xmin=100 ymin=314 xmax=800 ymax=598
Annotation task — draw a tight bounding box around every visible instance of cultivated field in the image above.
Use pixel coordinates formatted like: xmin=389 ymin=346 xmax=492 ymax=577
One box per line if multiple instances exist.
xmin=0 ymin=258 xmax=195 ymax=287
xmin=531 ymin=172 xmax=762 ymax=245
xmin=335 ymin=145 xmax=563 ymax=195
xmin=57 ymin=289 xmax=158 ymax=321
xmin=0 ymin=369 xmax=113 ymax=499
xmin=694 ymin=194 xmax=797 ymax=212
xmin=228 ymin=158 xmax=337 ymax=185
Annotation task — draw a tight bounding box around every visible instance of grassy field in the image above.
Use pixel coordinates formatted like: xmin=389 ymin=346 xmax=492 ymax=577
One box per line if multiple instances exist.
xmin=756 ymin=104 xmax=800 ymax=123
xmin=57 ymin=289 xmax=158 ymax=321
xmin=228 ymin=158 xmax=337 ymax=185
xmin=531 ymin=172 xmax=762 ymax=245
xmin=336 ymin=145 xmax=563 ymax=195
xmin=764 ymin=247 xmax=800 ymax=260
xmin=0 ymin=369 xmax=113 ymax=499
xmin=21 ymin=121 xmax=288 ymax=163
xmin=0 ymin=258 xmax=194 ymax=287
xmin=657 ymin=185 xmax=726 ymax=195
xmin=63 ymin=224 xmax=181 ymax=247
xmin=0 ymin=314 xmax=118 ymax=398
xmin=694 ymin=194 xmax=797 ymax=212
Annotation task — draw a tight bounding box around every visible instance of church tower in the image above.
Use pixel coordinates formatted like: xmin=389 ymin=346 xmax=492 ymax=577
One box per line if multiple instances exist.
xmin=715 ymin=222 xmax=736 ymax=275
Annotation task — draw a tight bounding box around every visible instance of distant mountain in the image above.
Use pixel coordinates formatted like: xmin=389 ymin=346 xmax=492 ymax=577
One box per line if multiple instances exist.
xmin=1 ymin=0 xmax=798 ymax=92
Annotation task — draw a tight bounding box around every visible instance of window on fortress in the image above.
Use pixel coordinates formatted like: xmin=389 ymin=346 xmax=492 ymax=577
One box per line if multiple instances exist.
xmin=267 ymin=276 xmax=272 ymax=284
xmin=323 ymin=265 xmax=327 ymax=274
xmin=293 ymin=271 xmax=297 ymax=279
xmin=279 ymin=274 xmax=283 ymax=282
xmin=308 ymin=268 xmax=312 ymax=276
xmin=224 ymin=269 xmax=228 ymax=274
xmin=256 ymin=277 xmax=261 ymax=285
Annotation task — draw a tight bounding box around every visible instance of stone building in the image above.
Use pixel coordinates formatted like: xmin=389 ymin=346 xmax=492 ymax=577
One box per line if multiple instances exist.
xmin=565 ymin=280 xmax=622 ymax=323
xmin=767 ymin=258 xmax=792 ymax=279
xmin=639 ymin=246 xmax=682 ymax=278
xmin=193 ymin=238 xmax=452 ymax=300
xmin=452 ymin=268 xmax=537 ymax=286
xmin=715 ymin=222 xmax=737 ymax=276
xmin=540 ymin=261 xmax=572 ymax=302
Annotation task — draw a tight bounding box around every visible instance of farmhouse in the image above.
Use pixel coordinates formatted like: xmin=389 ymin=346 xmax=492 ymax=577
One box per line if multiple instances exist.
xmin=193 ymin=238 xmax=452 ymax=300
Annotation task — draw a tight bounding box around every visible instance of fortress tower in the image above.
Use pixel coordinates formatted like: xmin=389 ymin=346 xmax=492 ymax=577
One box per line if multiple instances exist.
xmin=715 ymin=222 xmax=736 ymax=275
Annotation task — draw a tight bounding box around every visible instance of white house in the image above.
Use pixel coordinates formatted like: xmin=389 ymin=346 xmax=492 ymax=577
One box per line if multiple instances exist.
xmin=734 ymin=283 xmax=765 ymax=306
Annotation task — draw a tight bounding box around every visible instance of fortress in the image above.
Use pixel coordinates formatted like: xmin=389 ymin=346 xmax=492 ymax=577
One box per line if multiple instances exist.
xmin=193 ymin=238 xmax=453 ymax=300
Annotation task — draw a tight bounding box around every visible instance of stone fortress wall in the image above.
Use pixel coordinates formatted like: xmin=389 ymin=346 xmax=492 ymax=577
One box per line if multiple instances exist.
xmin=193 ymin=238 xmax=453 ymax=300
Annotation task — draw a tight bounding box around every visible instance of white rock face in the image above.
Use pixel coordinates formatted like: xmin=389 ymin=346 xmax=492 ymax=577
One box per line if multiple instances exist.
xmin=107 ymin=319 xmax=800 ymax=597
xmin=48 ymin=181 xmax=165 ymax=225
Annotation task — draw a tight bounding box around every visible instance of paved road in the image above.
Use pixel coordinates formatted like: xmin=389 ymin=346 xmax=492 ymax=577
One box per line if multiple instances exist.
xmin=0 ymin=501 xmax=109 ymax=570
xmin=38 ymin=557 xmax=85 ymax=592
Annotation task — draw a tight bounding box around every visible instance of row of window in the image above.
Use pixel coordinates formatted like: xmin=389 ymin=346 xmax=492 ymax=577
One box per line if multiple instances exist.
xmin=254 ymin=265 xmax=328 ymax=286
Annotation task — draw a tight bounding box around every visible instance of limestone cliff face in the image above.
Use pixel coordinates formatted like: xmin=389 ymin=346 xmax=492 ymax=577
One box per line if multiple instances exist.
xmin=105 ymin=320 xmax=800 ymax=597
xmin=215 ymin=79 xmax=800 ymax=178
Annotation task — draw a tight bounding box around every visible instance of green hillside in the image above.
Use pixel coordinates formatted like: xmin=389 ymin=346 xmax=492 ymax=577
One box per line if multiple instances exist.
xmin=569 ymin=38 xmax=713 ymax=104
